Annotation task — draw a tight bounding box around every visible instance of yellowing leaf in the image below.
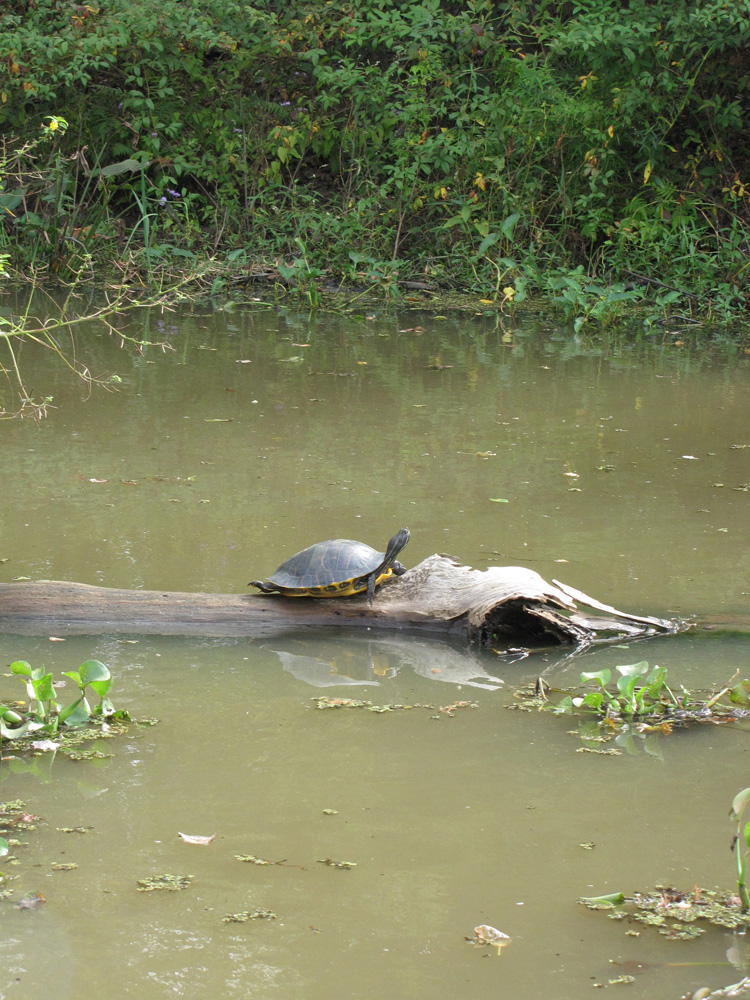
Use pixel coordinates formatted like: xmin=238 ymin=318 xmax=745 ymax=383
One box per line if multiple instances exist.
xmin=644 ymin=160 xmax=652 ymax=184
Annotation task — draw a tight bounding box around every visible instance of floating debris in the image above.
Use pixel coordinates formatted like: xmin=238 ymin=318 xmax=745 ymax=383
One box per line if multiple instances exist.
xmin=29 ymin=740 xmax=60 ymax=752
xmin=177 ymin=832 xmax=215 ymax=846
xmin=311 ymin=696 xmax=444 ymax=713
xmin=469 ymin=925 xmax=512 ymax=954
xmin=15 ymin=891 xmax=46 ymax=910
xmin=435 ymin=701 xmax=479 ymax=718
xmin=222 ymin=907 xmax=277 ymax=923
xmin=137 ymin=874 xmax=194 ymax=892
xmin=317 ymin=858 xmax=357 ymax=869
xmin=322 ymin=809 xmax=339 ymax=816
xmin=235 ymin=855 xmax=305 ymax=869
xmin=0 ymin=801 xmax=40 ymax=833
xmin=51 ymin=862 xmax=78 ymax=871
xmin=65 ymin=749 xmax=115 ymax=761
xmin=580 ymin=886 xmax=750 ymax=936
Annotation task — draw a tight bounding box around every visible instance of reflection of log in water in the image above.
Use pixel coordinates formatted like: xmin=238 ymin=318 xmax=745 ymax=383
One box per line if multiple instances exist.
xmin=272 ymin=635 xmax=506 ymax=690
xmin=0 ymin=555 xmax=682 ymax=650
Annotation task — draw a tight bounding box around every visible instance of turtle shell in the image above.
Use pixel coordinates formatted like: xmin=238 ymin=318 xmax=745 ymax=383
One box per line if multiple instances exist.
xmin=250 ymin=528 xmax=410 ymax=598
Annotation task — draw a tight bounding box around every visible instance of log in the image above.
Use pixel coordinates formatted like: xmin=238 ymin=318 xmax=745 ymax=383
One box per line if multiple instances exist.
xmin=0 ymin=555 xmax=682 ymax=649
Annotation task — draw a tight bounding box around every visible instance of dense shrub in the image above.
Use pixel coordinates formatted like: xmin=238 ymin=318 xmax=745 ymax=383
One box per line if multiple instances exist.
xmin=1 ymin=0 xmax=748 ymax=318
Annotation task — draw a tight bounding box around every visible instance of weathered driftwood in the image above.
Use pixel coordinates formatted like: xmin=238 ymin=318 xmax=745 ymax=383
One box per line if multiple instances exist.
xmin=0 ymin=555 xmax=681 ymax=649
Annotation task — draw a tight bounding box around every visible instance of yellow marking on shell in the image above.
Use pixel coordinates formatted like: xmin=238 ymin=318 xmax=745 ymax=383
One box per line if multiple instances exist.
xmin=279 ymin=567 xmax=394 ymax=598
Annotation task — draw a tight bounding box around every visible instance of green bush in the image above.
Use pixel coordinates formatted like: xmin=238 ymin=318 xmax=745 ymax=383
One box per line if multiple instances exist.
xmin=0 ymin=0 xmax=748 ymax=320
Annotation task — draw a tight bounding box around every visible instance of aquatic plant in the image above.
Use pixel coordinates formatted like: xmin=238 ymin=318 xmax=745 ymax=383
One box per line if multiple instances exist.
xmin=0 ymin=658 xmax=125 ymax=741
xmin=730 ymin=787 xmax=750 ymax=911
xmin=509 ymin=663 xmax=750 ymax=750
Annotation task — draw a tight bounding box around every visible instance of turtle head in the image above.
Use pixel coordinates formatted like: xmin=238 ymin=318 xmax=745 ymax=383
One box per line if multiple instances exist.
xmin=384 ymin=527 xmax=410 ymax=565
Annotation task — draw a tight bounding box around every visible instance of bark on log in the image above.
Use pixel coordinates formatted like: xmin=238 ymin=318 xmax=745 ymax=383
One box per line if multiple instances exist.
xmin=0 ymin=555 xmax=682 ymax=649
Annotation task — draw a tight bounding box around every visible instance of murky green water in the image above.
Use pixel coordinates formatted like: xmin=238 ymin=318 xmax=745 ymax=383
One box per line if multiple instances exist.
xmin=1 ymin=302 xmax=750 ymax=999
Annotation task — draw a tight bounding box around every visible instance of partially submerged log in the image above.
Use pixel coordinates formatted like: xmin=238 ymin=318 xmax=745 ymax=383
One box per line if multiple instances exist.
xmin=0 ymin=555 xmax=682 ymax=649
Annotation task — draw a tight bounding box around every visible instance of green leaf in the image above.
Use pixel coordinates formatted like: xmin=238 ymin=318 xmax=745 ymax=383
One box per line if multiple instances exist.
xmin=0 ymin=705 xmax=24 ymax=724
xmin=580 ymin=669 xmax=611 ymax=687
xmin=0 ymin=836 xmax=8 ymax=858
xmin=500 ymin=212 xmax=521 ymax=241
xmin=0 ymin=718 xmax=32 ymax=740
xmin=477 ymin=232 xmax=500 ymax=256
xmin=88 ymin=678 xmax=112 ymax=698
xmin=645 ymin=665 xmax=668 ymax=697
xmin=63 ymin=671 xmax=82 ymax=687
xmin=743 ymin=820 xmax=750 ymax=851
xmin=78 ymin=660 xmax=110 ymax=686
xmin=616 ymin=673 xmax=639 ymax=699
xmin=731 ymin=788 xmax=750 ymax=822
xmin=34 ymin=673 xmax=56 ymax=703
xmin=550 ymin=695 xmax=573 ymax=715
xmin=97 ymin=158 xmax=144 ymax=177
xmin=579 ymin=892 xmax=624 ymax=906
xmin=729 ymin=680 xmax=750 ymax=706
xmin=10 ymin=660 xmax=32 ymax=677
xmin=59 ymin=697 xmax=91 ymax=727
xmin=616 ymin=661 xmax=650 ymax=680
xmin=580 ymin=692 xmax=604 ymax=711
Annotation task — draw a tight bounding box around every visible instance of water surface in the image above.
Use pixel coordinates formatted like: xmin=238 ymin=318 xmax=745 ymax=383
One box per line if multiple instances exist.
xmin=1 ymin=302 xmax=749 ymax=999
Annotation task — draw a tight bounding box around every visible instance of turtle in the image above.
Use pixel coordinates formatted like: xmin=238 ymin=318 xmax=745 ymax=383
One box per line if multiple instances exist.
xmin=249 ymin=527 xmax=410 ymax=605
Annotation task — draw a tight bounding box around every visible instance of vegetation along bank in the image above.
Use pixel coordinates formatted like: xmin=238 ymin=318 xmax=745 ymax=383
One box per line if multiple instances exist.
xmin=1 ymin=0 xmax=749 ymax=329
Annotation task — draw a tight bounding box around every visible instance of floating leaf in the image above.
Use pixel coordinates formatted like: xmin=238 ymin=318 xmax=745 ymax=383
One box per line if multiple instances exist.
xmin=489 ymin=497 xmax=509 ymax=503
xmin=579 ymin=892 xmax=625 ymax=908
xmin=178 ymin=832 xmax=216 ymax=845
xmin=137 ymin=874 xmax=194 ymax=892
xmin=222 ymin=907 xmax=277 ymax=923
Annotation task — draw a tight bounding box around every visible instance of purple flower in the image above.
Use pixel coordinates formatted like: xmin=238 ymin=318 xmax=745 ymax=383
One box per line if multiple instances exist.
xmin=159 ymin=196 xmax=167 ymax=206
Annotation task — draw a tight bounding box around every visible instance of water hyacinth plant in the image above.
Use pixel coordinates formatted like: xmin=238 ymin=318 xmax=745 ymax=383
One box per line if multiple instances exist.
xmin=0 ymin=659 xmax=122 ymax=740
